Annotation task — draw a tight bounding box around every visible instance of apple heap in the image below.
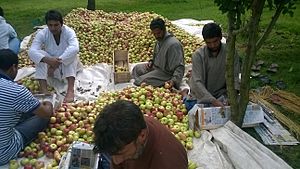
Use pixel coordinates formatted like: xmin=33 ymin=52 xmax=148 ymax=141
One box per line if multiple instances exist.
xmin=17 ymin=77 xmax=55 ymax=93
xmin=17 ymin=77 xmax=39 ymax=92
xmin=96 ymin=84 xmax=201 ymax=150
xmin=17 ymin=84 xmax=201 ymax=165
xmin=18 ymin=8 xmax=204 ymax=67
xmin=18 ymin=50 xmax=34 ymax=68
xmin=64 ymin=8 xmax=205 ymax=65
xmin=114 ymin=65 xmax=129 ymax=73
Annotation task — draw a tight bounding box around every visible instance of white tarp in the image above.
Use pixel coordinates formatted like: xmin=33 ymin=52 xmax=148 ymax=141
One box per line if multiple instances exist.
xmin=210 ymin=121 xmax=292 ymax=169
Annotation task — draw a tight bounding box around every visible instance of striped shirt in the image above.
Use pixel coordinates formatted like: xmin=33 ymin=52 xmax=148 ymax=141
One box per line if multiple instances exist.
xmin=0 ymin=72 xmax=40 ymax=165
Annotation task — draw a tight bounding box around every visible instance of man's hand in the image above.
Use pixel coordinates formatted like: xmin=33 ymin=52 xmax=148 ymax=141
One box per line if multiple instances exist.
xmin=164 ymin=80 xmax=174 ymax=89
xmin=211 ymin=99 xmax=224 ymax=107
xmin=145 ymin=60 xmax=153 ymax=70
xmin=42 ymin=57 xmax=62 ymax=69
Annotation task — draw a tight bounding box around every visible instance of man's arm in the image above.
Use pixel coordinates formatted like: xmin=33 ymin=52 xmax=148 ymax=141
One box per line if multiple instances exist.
xmin=58 ymin=27 xmax=79 ymax=65
xmin=167 ymin=43 xmax=185 ymax=88
xmin=28 ymin=29 xmax=51 ymax=64
xmin=190 ymin=49 xmax=217 ymax=104
xmin=8 ymin=24 xmax=18 ymax=39
xmin=32 ymin=101 xmax=53 ymax=118
xmin=13 ymin=86 xmax=53 ymax=118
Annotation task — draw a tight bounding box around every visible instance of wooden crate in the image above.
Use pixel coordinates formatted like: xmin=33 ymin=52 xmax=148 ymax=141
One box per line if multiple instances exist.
xmin=113 ymin=50 xmax=131 ymax=84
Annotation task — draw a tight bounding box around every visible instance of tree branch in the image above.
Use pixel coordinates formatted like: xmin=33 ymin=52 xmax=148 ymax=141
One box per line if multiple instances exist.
xmin=256 ymin=3 xmax=284 ymax=51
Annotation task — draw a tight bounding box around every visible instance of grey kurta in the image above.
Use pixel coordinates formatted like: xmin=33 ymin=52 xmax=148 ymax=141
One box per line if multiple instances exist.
xmin=189 ymin=43 xmax=240 ymax=103
xmin=132 ymin=32 xmax=185 ymax=89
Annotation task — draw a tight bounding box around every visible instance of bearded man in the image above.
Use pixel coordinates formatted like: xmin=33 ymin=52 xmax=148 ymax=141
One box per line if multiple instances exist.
xmin=187 ymin=22 xmax=240 ymax=108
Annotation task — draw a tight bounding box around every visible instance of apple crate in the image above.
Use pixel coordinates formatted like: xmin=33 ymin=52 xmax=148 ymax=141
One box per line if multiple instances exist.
xmin=113 ymin=50 xmax=131 ymax=84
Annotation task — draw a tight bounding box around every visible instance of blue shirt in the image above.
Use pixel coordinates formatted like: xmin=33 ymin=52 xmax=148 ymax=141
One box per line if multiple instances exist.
xmin=0 ymin=16 xmax=18 ymax=50
xmin=0 ymin=72 xmax=40 ymax=165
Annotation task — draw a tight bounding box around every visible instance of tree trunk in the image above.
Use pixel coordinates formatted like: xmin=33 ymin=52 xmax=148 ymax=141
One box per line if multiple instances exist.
xmin=238 ymin=0 xmax=266 ymax=125
xmin=87 ymin=0 xmax=96 ymax=11
xmin=226 ymin=11 xmax=241 ymax=126
xmin=227 ymin=0 xmax=266 ymax=126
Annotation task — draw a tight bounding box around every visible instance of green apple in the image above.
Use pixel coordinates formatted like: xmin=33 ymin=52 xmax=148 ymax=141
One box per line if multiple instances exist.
xmin=194 ymin=131 xmax=201 ymax=138
xmin=20 ymin=158 xmax=30 ymax=166
xmin=9 ymin=159 xmax=19 ymax=169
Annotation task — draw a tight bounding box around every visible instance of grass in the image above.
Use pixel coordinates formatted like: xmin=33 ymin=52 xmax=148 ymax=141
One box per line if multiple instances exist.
xmin=1 ymin=0 xmax=299 ymax=168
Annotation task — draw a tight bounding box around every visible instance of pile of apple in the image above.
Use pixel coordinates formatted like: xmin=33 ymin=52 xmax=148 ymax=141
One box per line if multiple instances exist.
xmin=64 ymin=8 xmax=204 ymax=65
xmin=13 ymin=84 xmax=200 ymax=168
xmin=17 ymin=77 xmax=54 ymax=93
xmin=18 ymin=8 xmax=204 ymax=67
xmin=114 ymin=65 xmax=129 ymax=72
xmin=97 ymin=84 xmax=201 ymax=149
xmin=18 ymin=50 xmax=34 ymax=68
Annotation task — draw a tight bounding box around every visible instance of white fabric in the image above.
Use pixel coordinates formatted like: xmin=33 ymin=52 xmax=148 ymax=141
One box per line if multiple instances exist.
xmin=188 ymin=131 xmax=234 ymax=169
xmin=34 ymin=54 xmax=80 ymax=80
xmin=28 ymin=25 xmax=79 ymax=65
xmin=0 ymin=16 xmax=17 ymax=50
xmin=210 ymin=121 xmax=292 ymax=169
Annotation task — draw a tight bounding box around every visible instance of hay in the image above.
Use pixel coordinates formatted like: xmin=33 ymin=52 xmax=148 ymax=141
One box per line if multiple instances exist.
xmin=250 ymin=87 xmax=300 ymax=140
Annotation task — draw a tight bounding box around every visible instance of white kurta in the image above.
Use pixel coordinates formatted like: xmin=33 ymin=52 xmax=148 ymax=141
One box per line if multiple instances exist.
xmin=28 ymin=25 xmax=80 ymax=79
xmin=0 ymin=16 xmax=18 ymax=50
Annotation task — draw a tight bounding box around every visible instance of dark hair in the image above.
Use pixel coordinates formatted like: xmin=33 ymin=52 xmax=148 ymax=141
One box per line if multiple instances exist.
xmin=150 ymin=17 xmax=166 ymax=31
xmin=0 ymin=7 xmax=4 ymax=17
xmin=0 ymin=49 xmax=18 ymax=71
xmin=45 ymin=10 xmax=63 ymax=25
xmin=202 ymin=22 xmax=222 ymax=40
xmin=93 ymin=100 xmax=147 ymax=154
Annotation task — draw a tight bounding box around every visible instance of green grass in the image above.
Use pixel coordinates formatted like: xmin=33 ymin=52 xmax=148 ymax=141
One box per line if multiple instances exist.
xmin=1 ymin=0 xmax=300 ymax=168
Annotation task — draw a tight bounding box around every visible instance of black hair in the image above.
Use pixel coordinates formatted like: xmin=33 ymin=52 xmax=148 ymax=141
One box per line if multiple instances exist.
xmin=150 ymin=17 xmax=166 ymax=31
xmin=0 ymin=49 xmax=18 ymax=71
xmin=202 ymin=22 xmax=222 ymax=40
xmin=0 ymin=7 xmax=4 ymax=17
xmin=45 ymin=10 xmax=63 ymax=25
xmin=93 ymin=100 xmax=147 ymax=154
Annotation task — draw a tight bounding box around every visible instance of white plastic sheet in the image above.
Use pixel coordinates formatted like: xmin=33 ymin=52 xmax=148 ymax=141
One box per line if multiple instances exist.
xmin=210 ymin=121 xmax=292 ymax=169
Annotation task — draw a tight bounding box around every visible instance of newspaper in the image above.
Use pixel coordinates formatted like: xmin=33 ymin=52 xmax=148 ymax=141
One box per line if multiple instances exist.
xmin=59 ymin=141 xmax=99 ymax=169
xmin=188 ymin=103 xmax=264 ymax=130
xmin=254 ymin=113 xmax=299 ymax=145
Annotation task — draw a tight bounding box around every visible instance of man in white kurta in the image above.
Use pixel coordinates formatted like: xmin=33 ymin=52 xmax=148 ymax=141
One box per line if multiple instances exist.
xmin=29 ymin=10 xmax=80 ymax=102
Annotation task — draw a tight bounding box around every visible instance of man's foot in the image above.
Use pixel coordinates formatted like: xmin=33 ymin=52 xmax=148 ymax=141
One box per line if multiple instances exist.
xmin=64 ymin=91 xmax=74 ymax=103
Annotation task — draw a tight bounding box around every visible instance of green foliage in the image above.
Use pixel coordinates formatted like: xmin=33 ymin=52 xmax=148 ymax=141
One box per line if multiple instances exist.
xmin=213 ymin=0 xmax=252 ymax=30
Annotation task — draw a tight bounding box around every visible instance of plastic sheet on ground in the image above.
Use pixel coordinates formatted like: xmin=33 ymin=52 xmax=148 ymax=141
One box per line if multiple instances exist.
xmin=209 ymin=121 xmax=292 ymax=169
xmin=188 ymin=131 xmax=234 ymax=169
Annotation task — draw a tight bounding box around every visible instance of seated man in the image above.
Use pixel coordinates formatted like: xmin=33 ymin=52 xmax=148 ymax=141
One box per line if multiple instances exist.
xmin=0 ymin=7 xmax=20 ymax=54
xmin=0 ymin=49 xmax=53 ymax=165
xmin=29 ymin=10 xmax=81 ymax=102
xmin=186 ymin=23 xmax=240 ymax=109
xmin=131 ymin=18 xmax=185 ymax=89
xmin=93 ymin=100 xmax=188 ymax=169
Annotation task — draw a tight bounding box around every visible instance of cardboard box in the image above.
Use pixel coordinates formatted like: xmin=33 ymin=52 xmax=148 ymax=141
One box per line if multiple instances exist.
xmin=188 ymin=103 xmax=264 ymax=130
xmin=113 ymin=50 xmax=131 ymax=84
xmin=60 ymin=141 xmax=99 ymax=169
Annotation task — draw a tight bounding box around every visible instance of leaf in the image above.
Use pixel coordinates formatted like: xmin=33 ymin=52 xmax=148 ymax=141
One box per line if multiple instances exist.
xmin=288 ymin=66 xmax=294 ymax=72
